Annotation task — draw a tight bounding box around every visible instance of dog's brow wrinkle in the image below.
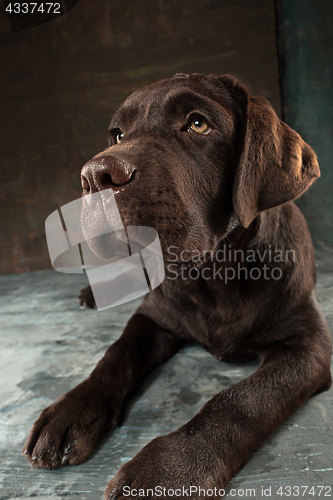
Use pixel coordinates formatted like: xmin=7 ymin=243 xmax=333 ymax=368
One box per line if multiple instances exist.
xmin=141 ymin=100 xmax=163 ymax=124
xmin=114 ymin=102 xmax=140 ymax=128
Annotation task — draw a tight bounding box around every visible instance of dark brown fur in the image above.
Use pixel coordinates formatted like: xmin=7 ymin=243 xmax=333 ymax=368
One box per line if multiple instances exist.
xmin=23 ymin=74 xmax=332 ymax=499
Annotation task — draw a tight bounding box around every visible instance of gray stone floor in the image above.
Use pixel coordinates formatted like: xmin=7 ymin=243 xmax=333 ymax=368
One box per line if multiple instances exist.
xmin=0 ymin=243 xmax=332 ymax=500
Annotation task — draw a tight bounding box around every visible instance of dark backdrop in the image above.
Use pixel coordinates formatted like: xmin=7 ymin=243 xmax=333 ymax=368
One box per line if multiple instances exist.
xmin=277 ymin=0 xmax=333 ymax=247
xmin=0 ymin=0 xmax=290 ymax=272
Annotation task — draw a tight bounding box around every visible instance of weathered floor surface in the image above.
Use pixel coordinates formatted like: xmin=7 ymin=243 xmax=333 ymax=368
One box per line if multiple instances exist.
xmin=1 ymin=243 xmax=332 ymax=500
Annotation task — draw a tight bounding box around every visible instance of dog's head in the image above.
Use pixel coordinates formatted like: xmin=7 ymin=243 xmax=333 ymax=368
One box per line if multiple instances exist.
xmin=81 ymin=73 xmax=319 ymax=258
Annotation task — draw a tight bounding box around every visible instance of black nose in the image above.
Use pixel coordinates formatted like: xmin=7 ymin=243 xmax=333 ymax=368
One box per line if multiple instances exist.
xmin=81 ymin=155 xmax=136 ymax=194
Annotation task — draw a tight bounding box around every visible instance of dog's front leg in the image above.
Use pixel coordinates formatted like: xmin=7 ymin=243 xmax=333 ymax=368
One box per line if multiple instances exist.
xmin=105 ymin=323 xmax=331 ymax=500
xmin=22 ymin=313 xmax=182 ymax=469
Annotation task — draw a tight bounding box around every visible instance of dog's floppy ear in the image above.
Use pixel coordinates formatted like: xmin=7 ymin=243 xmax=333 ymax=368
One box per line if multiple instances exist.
xmin=231 ymin=87 xmax=320 ymax=228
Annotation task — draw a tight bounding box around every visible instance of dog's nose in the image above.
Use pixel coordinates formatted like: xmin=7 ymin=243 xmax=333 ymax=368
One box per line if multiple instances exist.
xmin=81 ymin=155 xmax=136 ymax=194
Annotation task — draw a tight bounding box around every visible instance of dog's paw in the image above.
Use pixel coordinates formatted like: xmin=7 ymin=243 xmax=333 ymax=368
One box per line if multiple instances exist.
xmin=78 ymin=285 xmax=96 ymax=308
xmin=104 ymin=430 xmax=224 ymax=500
xmin=22 ymin=379 xmax=118 ymax=469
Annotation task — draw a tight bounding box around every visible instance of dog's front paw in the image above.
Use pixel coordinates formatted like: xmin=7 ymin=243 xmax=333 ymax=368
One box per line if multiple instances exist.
xmin=104 ymin=430 xmax=225 ymax=500
xmin=22 ymin=379 xmax=119 ymax=469
xmin=78 ymin=285 xmax=96 ymax=308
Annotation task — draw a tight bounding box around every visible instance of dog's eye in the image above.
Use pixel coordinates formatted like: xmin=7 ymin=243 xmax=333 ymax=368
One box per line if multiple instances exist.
xmin=189 ymin=118 xmax=210 ymax=135
xmin=115 ymin=131 xmax=124 ymax=144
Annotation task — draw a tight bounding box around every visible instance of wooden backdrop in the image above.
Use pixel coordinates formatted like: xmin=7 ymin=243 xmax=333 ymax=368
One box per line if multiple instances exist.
xmin=0 ymin=0 xmax=280 ymax=272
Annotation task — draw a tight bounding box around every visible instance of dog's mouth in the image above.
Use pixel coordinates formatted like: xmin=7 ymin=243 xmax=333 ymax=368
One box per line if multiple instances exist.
xmin=79 ymin=188 xmax=164 ymax=266
xmin=80 ymin=189 xmax=126 ymax=260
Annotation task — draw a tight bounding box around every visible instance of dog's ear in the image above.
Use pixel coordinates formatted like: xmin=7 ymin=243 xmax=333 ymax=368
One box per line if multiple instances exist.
xmin=228 ymin=81 xmax=320 ymax=228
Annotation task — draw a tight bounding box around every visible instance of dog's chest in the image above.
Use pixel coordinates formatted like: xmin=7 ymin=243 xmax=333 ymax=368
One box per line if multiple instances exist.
xmin=170 ymin=286 xmax=255 ymax=359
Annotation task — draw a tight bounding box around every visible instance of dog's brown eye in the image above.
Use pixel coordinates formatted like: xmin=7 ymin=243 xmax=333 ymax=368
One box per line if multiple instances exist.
xmin=189 ymin=118 xmax=210 ymax=135
xmin=115 ymin=131 xmax=124 ymax=144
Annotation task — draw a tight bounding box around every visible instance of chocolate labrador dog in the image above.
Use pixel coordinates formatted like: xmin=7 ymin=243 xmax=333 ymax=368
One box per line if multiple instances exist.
xmin=23 ymin=74 xmax=332 ymax=499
